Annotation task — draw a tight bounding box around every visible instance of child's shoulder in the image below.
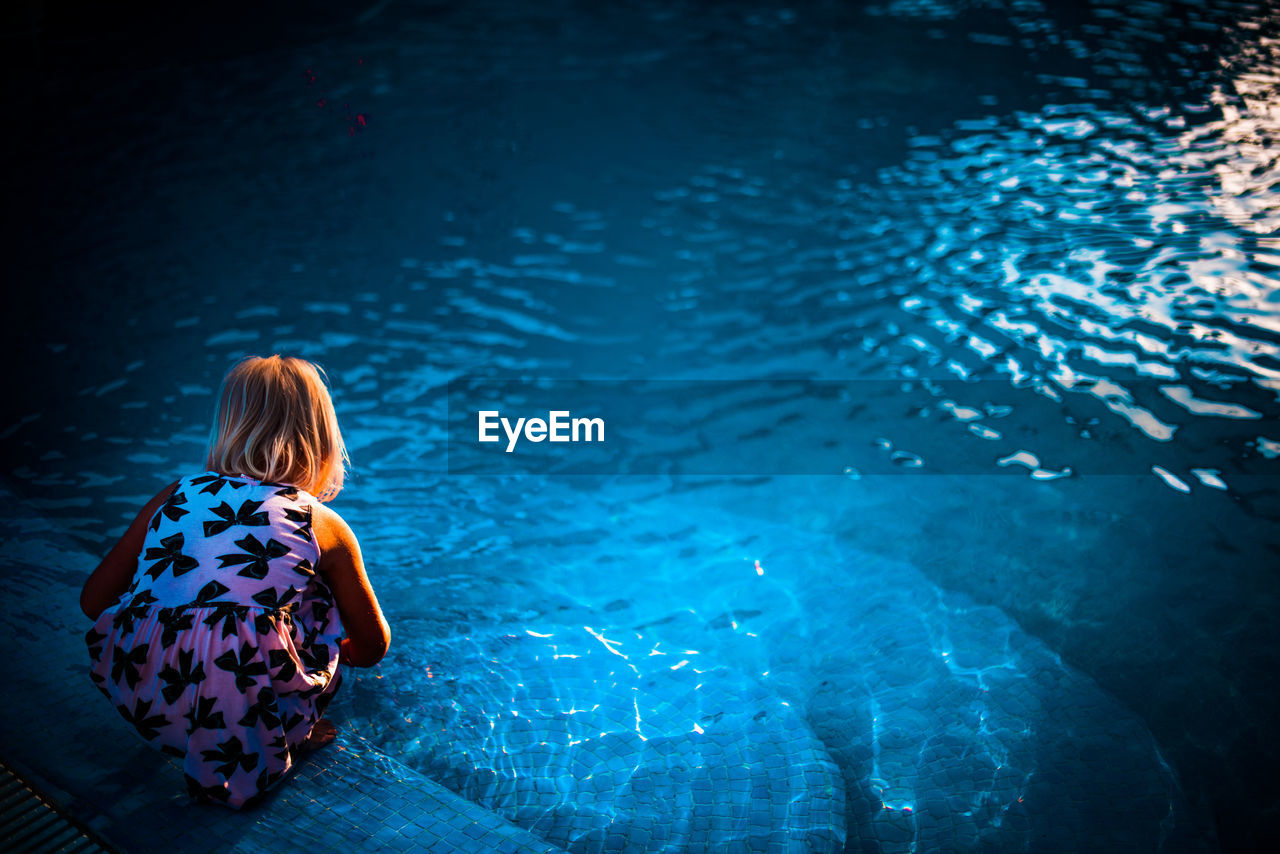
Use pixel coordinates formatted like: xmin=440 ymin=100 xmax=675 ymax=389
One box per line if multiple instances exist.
xmin=120 ymin=478 xmax=185 ymax=534
xmin=151 ymin=477 xmax=185 ymax=505
xmin=310 ymin=501 xmax=358 ymax=551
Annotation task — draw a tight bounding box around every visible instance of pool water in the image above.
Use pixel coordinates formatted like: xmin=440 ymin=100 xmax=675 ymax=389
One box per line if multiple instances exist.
xmin=3 ymin=0 xmax=1278 ymax=851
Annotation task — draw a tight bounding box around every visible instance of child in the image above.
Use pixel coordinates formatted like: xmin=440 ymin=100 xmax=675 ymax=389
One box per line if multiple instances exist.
xmin=80 ymin=355 xmax=390 ymax=808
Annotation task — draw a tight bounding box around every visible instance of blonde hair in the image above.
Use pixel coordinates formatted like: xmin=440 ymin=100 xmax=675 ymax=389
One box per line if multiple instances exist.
xmin=205 ymin=355 xmax=348 ymax=502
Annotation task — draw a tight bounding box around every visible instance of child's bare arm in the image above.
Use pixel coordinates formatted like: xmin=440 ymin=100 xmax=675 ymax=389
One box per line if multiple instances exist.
xmin=81 ymin=481 xmax=179 ymax=620
xmin=314 ymin=504 xmax=390 ymax=667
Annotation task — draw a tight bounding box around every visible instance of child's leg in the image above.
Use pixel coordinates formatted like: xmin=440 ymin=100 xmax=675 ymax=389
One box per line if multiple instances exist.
xmin=295 ymin=668 xmax=343 ymax=753
xmin=297 ymin=718 xmax=337 ymax=753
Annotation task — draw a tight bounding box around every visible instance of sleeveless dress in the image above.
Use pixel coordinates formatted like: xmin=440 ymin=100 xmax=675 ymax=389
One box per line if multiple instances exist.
xmin=85 ymin=471 xmax=344 ymax=808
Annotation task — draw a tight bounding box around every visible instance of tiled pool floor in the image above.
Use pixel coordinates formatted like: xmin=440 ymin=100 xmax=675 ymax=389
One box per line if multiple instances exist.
xmin=0 ymin=476 xmax=1218 ymax=853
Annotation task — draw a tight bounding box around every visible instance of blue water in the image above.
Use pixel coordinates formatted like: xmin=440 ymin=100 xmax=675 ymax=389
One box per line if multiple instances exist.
xmin=4 ymin=0 xmax=1279 ymax=851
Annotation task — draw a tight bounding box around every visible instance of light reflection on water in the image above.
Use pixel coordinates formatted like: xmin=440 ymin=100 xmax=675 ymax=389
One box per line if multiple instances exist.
xmin=338 ymin=491 xmax=1202 ymax=852
xmin=5 ymin=0 xmax=1279 ymax=850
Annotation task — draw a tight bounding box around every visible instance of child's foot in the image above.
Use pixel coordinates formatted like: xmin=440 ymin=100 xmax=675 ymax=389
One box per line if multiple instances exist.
xmin=298 ymin=718 xmax=337 ymax=754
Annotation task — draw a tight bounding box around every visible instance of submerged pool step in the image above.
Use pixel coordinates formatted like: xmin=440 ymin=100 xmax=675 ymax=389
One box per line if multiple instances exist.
xmin=0 ymin=759 xmax=117 ymax=854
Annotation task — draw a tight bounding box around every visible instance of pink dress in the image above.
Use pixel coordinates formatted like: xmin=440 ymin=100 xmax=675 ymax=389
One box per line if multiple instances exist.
xmin=86 ymin=471 xmax=343 ymax=807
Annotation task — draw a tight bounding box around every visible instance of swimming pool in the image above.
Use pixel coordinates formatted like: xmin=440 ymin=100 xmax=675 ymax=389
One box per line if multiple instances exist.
xmin=3 ymin=0 xmax=1277 ymax=851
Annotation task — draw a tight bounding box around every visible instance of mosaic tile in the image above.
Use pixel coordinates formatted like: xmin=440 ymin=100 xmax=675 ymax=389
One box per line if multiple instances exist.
xmin=0 ymin=472 xmax=1217 ymax=853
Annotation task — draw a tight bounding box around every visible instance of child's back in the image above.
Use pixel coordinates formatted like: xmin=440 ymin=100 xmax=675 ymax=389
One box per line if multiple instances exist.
xmin=87 ymin=471 xmax=341 ymax=806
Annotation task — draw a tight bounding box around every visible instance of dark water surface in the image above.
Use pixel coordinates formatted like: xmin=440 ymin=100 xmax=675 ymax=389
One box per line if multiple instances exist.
xmin=3 ymin=0 xmax=1279 ymax=851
